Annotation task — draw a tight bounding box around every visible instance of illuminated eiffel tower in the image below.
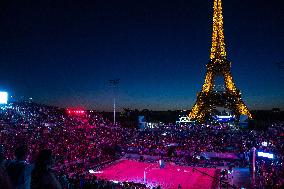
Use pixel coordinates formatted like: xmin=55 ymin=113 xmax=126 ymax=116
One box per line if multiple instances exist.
xmin=189 ymin=0 xmax=252 ymax=122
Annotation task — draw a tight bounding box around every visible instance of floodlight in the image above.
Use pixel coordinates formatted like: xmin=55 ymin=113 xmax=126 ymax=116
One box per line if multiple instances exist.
xmin=0 ymin=92 xmax=8 ymax=104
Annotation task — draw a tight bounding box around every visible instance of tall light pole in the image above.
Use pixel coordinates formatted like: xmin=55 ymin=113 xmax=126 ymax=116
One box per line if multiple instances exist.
xmin=109 ymin=79 xmax=120 ymax=125
xmin=252 ymin=147 xmax=256 ymax=186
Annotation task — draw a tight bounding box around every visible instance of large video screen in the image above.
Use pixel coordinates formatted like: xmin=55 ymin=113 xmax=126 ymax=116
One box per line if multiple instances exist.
xmin=0 ymin=92 xmax=8 ymax=104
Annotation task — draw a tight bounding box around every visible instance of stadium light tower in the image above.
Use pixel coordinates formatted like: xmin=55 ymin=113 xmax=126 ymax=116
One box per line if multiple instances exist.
xmin=0 ymin=92 xmax=8 ymax=105
xmin=109 ymin=79 xmax=120 ymax=125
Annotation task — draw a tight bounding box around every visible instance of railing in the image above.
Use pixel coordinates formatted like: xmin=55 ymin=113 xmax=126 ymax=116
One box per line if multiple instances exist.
xmin=192 ymin=167 xmax=237 ymax=189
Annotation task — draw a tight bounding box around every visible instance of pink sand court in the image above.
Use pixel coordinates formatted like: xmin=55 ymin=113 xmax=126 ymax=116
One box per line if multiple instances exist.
xmin=93 ymin=159 xmax=220 ymax=189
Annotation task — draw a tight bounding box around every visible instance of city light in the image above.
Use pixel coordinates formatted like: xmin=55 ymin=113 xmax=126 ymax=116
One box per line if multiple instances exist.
xmin=67 ymin=109 xmax=85 ymax=115
xmin=257 ymin=152 xmax=274 ymax=159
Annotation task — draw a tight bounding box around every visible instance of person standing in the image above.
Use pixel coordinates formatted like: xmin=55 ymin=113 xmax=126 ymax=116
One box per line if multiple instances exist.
xmin=0 ymin=145 xmax=12 ymax=189
xmin=6 ymin=145 xmax=33 ymax=189
xmin=31 ymin=149 xmax=61 ymax=189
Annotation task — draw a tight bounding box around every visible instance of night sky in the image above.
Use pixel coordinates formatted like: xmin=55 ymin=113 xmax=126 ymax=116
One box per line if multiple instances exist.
xmin=0 ymin=0 xmax=283 ymax=111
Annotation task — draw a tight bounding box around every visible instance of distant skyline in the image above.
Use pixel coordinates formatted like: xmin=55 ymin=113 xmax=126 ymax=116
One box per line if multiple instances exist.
xmin=0 ymin=0 xmax=283 ymax=111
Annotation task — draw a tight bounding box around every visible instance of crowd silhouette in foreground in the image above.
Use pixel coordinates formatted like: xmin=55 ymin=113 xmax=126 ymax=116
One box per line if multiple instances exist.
xmin=0 ymin=102 xmax=283 ymax=188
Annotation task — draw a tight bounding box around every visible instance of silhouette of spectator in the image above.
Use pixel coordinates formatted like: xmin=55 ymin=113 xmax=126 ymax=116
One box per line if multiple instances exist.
xmin=6 ymin=145 xmax=32 ymax=189
xmin=0 ymin=145 xmax=12 ymax=189
xmin=31 ymin=149 xmax=61 ymax=189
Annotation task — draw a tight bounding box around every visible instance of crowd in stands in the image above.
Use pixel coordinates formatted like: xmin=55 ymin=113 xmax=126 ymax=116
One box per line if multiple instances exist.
xmin=0 ymin=102 xmax=283 ymax=188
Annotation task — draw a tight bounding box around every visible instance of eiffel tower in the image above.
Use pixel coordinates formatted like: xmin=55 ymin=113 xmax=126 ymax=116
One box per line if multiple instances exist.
xmin=189 ymin=0 xmax=252 ymax=122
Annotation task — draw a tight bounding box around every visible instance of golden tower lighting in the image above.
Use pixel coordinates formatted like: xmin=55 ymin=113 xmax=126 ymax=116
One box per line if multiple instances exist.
xmin=189 ymin=0 xmax=252 ymax=122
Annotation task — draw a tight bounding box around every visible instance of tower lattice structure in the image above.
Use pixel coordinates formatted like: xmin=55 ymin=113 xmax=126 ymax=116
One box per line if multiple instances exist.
xmin=189 ymin=0 xmax=252 ymax=121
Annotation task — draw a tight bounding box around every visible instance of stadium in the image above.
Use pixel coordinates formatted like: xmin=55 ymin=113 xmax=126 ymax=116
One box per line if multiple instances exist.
xmin=0 ymin=0 xmax=283 ymax=189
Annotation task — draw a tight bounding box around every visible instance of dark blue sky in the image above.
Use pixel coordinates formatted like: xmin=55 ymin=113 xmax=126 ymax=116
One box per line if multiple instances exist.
xmin=0 ymin=0 xmax=283 ymax=111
